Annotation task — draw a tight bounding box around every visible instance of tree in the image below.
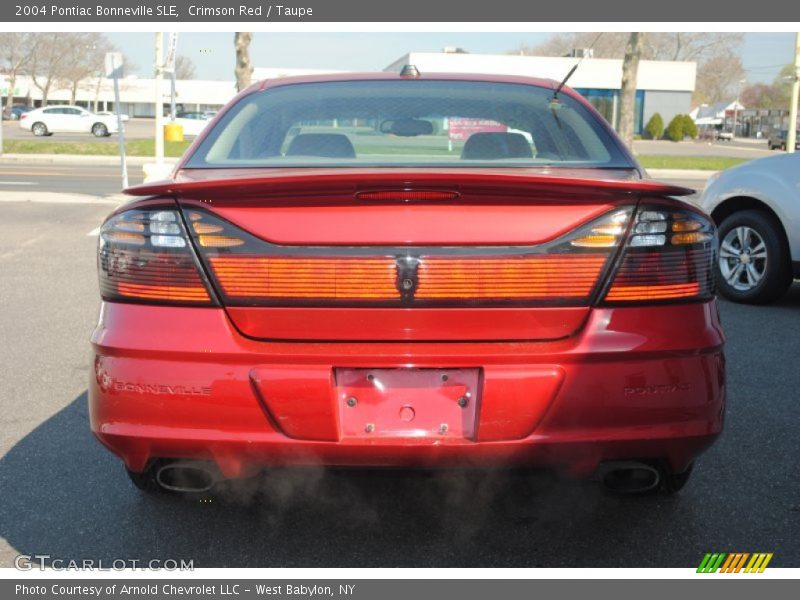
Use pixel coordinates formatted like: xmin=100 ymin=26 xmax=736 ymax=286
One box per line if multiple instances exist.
xmin=58 ymin=33 xmax=115 ymax=105
xmin=174 ymin=55 xmax=196 ymax=80
xmin=0 ymin=33 xmax=39 ymax=110
xmin=618 ymin=33 xmax=643 ymax=149
xmin=666 ymin=115 xmax=685 ymax=141
xmin=693 ymin=53 xmax=745 ymax=105
xmin=29 ymin=33 xmax=73 ymax=104
xmin=680 ymin=114 xmax=698 ymax=139
xmin=234 ymin=32 xmax=253 ymax=93
xmin=644 ymin=113 xmax=664 ymax=140
xmin=740 ymin=82 xmax=786 ymax=110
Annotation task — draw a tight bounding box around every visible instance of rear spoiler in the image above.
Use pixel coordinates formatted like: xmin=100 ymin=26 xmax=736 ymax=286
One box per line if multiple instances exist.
xmin=124 ymin=169 xmax=695 ymax=200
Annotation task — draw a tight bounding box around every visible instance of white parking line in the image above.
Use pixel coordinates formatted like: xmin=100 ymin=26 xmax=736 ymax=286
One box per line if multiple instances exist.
xmin=87 ymin=227 xmax=101 ymax=237
xmin=0 ymin=181 xmax=36 ymax=186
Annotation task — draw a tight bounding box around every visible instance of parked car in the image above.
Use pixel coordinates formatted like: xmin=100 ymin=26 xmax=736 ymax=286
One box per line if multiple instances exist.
xmin=717 ymin=130 xmax=734 ymax=141
xmin=700 ymin=152 xmax=799 ymax=303
xmin=91 ymin=72 xmax=725 ymax=497
xmin=172 ymin=111 xmax=212 ymax=136
xmin=96 ymin=110 xmax=130 ymax=122
xmin=767 ymin=130 xmax=800 ymax=151
xmin=2 ymin=104 xmax=32 ymax=121
xmin=19 ymin=105 xmax=118 ymax=137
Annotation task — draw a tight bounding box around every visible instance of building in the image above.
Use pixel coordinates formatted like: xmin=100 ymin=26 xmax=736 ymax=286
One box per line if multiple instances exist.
xmin=3 ymin=53 xmax=695 ymax=133
xmin=691 ymin=100 xmax=745 ymax=136
xmin=384 ymin=51 xmax=697 ymax=135
xmin=1 ymin=75 xmax=236 ymax=117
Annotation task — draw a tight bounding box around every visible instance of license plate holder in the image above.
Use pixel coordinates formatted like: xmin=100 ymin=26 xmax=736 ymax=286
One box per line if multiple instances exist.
xmin=335 ymin=368 xmax=480 ymax=440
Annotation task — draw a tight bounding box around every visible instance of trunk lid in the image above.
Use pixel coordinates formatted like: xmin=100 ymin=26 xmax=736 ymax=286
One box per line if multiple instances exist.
xmin=127 ymin=168 xmax=690 ymax=342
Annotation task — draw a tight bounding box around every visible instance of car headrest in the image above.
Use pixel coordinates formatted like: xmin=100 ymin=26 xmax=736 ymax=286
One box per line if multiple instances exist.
xmin=285 ymin=133 xmax=356 ymax=159
xmin=461 ymin=132 xmax=533 ymax=160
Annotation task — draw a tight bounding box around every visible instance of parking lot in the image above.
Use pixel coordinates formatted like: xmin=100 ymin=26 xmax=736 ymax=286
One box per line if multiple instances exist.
xmin=0 ymin=164 xmax=798 ymax=568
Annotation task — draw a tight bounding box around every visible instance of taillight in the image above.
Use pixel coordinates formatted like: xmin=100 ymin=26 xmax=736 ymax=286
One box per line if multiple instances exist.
xmin=98 ymin=207 xmax=214 ymax=305
xmin=602 ymin=205 xmax=716 ymax=304
xmin=185 ymin=206 xmax=634 ymax=307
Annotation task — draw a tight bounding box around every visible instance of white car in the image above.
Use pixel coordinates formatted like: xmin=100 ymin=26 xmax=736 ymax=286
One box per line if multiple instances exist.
xmin=96 ymin=111 xmax=130 ymax=122
xmin=171 ymin=111 xmax=213 ymax=137
xmin=19 ymin=106 xmax=119 ymax=137
xmin=699 ymin=152 xmax=800 ymax=303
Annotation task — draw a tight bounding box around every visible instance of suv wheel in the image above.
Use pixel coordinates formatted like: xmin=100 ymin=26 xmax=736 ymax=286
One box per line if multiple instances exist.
xmin=716 ymin=210 xmax=792 ymax=303
xmin=31 ymin=122 xmax=48 ymax=136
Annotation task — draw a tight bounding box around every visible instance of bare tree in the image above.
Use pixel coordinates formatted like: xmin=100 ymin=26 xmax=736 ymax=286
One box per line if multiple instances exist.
xmin=59 ymin=33 xmax=114 ymax=105
xmin=0 ymin=33 xmax=39 ymax=110
xmin=29 ymin=33 xmax=73 ymax=104
xmin=234 ymin=32 xmax=253 ymax=93
xmin=694 ymin=54 xmax=746 ymax=105
xmin=618 ymin=33 xmax=644 ymax=149
xmin=174 ymin=55 xmax=196 ymax=80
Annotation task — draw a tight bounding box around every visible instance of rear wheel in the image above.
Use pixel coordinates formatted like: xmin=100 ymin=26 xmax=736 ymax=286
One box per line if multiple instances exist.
xmin=31 ymin=122 xmax=48 ymax=136
xmin=716 ymin=210 xmax=792 ymax=304
xmin=92 ymin=122 xmax=109 ymax=137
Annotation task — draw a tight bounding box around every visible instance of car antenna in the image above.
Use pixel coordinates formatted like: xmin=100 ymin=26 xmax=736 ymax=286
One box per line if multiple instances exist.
xmin=552 ymin=32 xmax=604 ymax=101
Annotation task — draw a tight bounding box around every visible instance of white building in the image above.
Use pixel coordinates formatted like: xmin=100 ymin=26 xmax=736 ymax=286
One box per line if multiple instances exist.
xmin=385 ymin=51 xmax=697 ymax=134
xmin=3 ymin=53 xmax=695 ymax=132
xmin=2 ymin=75 xmax=236 ymax=117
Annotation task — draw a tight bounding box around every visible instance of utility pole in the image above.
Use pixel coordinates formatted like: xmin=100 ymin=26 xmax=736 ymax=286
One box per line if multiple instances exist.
xmin=732 ymin=79 xmax=745 ymax=139
xmin=154 ymin=32 xmax=164 ymax=166
xmin=787 ymin=32 xmax=800 ymax=154
xmin=0 ymin=75 xmax=4 ymax=157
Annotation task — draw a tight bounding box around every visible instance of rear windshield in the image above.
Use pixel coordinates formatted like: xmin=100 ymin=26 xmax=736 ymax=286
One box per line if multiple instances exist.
xmin=185 ymin=79 xmax=633 ymax=169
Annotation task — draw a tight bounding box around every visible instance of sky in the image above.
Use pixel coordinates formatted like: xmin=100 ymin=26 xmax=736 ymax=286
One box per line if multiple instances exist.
xmin=107 ymin=32 xmax=797 ymax=84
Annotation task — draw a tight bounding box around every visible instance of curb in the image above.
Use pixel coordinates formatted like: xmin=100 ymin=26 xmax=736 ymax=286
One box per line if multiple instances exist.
xmin=0 ymin=153 xmax=177 ymax=167
xmin=647 ymin=168 xmax=717 ymax=180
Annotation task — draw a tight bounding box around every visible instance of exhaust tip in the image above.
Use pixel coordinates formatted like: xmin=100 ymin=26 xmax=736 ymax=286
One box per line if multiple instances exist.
xmin=599 ymin=461 xmax=661 ymax=494
xmin=155 ymin=461 xmax=219 ymax=493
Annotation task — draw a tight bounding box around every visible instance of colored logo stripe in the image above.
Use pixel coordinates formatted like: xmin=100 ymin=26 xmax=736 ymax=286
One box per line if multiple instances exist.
xmin=697 ymin=553 xmax=773 ymax=573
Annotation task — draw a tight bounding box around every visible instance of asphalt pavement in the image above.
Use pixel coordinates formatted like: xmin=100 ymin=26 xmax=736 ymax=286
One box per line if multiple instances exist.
xmin=0 ymin=165 xmax=798 ymax=568
xmin=0 ymin=161 xmax=142 ymax=196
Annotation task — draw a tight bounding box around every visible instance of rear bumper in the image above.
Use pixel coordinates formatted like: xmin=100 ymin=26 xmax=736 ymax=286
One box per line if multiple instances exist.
xmin=89 ymin=301 xmax=725 ymax=478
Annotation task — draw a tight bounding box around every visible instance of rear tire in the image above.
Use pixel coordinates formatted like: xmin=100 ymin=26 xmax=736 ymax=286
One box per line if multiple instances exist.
xmin=716 ymin=210 xmax=792 ymax=304
xmin=31 ymin=122 xmax=48 ymax=136
xmin=92 ymin=123 xmax=109 ymax=137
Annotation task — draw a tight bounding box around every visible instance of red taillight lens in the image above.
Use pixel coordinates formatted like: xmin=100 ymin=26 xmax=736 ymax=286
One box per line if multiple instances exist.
xmin=415 ymin=255 xmax=608 ymax=300
xmin=98 ymin=208 xmax=213 ymax=305
xmin=603 ymin=205 xmax=716 ymax=304
xmin=209 ymin=256 xmax=399 ymax=300
xmin=185 ymin=207 xmax=634 ymax=307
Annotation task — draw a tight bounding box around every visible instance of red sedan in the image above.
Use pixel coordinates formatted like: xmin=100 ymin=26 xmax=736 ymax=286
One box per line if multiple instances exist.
xmin=90 ymin=72 xmax=725 ymax=496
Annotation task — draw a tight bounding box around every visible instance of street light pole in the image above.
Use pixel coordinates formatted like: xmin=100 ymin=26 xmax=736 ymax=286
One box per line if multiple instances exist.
xmin=154 ymin=32 xmax=164 ymax=166
xmin=0 ymin=75 xmax=4 ymax=158
xmin=732 ymin=79 xmax=745 ymax=139
xmin=786 ymin=32 xmax=800 ymax=154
